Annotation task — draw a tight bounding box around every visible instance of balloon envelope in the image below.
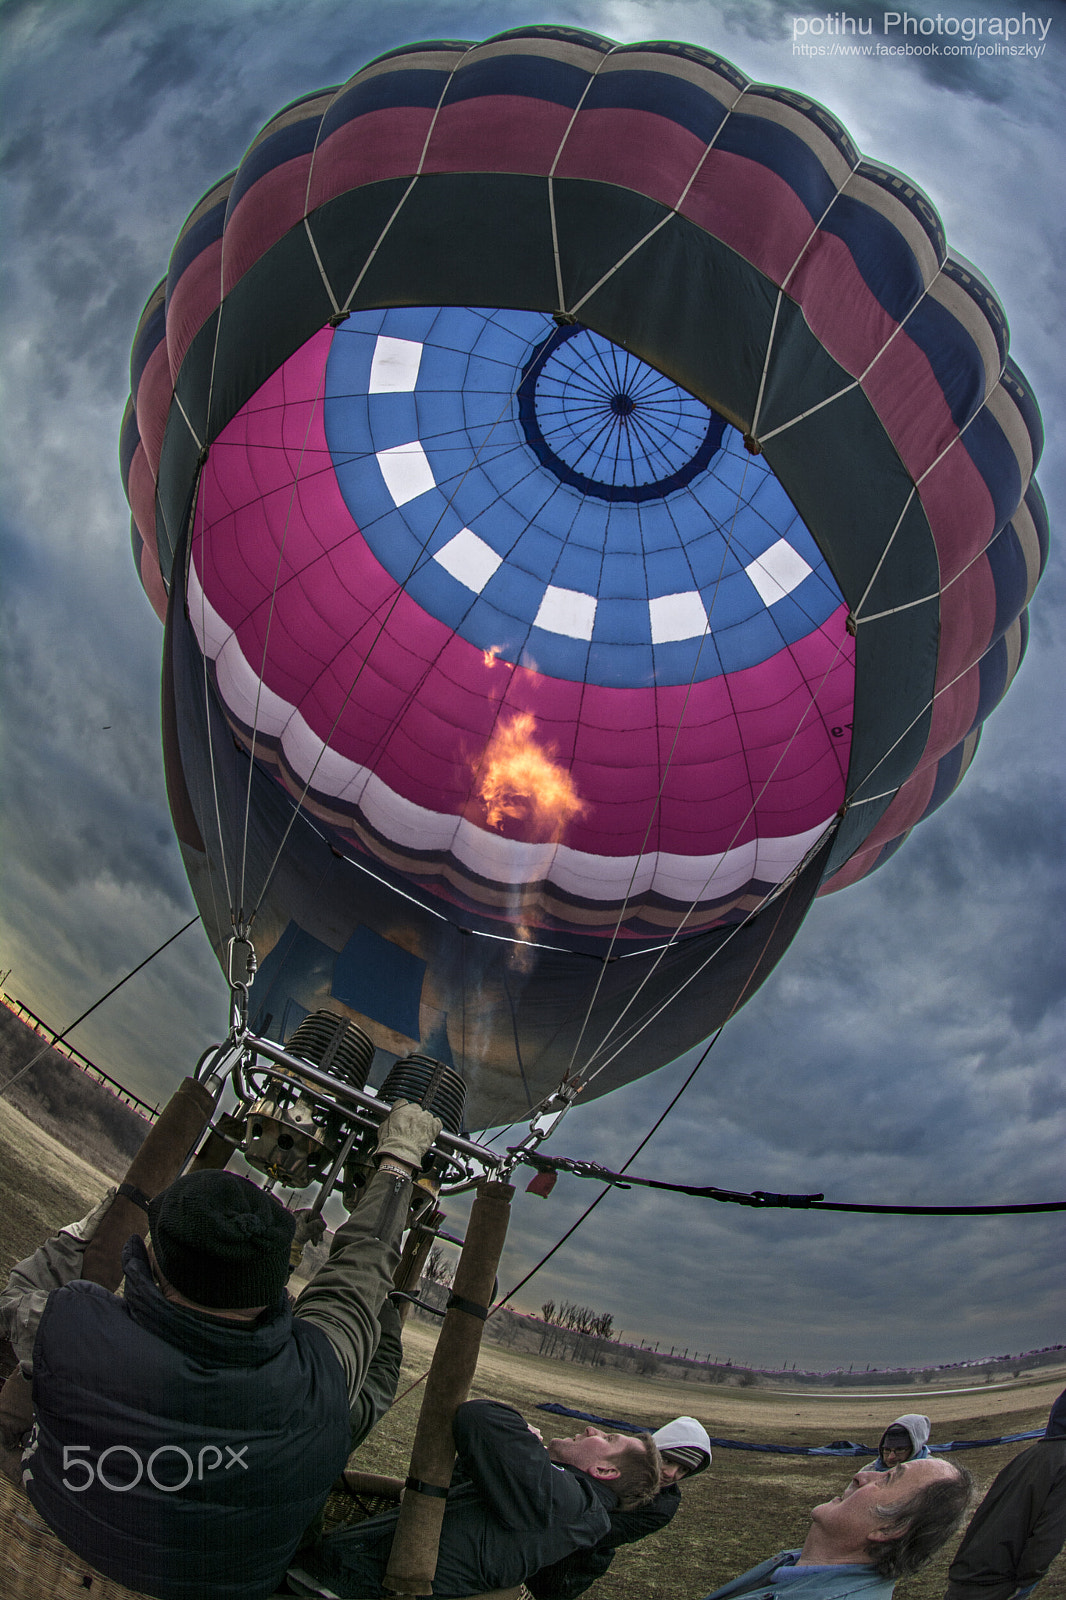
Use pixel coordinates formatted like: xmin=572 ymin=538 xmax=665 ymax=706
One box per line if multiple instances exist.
xmin=123 ymin=26 xmax=1047 ymax=1125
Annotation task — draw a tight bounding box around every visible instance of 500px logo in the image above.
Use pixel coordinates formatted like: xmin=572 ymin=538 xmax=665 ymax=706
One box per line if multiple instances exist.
xmin=62 ymin=1442 xmax=249 ymax=1492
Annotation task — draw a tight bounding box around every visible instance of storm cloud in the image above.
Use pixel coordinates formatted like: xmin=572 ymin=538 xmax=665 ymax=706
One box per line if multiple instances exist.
xmin=1 ymin=0 xmax=1062 ymax=1368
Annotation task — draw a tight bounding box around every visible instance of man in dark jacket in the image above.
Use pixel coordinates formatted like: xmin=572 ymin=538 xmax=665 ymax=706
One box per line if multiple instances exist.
xmin=286 ymin=1402 xmax=662 ymax=1598
xmin=944 ymin=1387 xmax=1066 ymax=1600
xmin=527 ymin=1414 xmax=711 ymax=1599
xmin=14 ymin=1100 xmax=441 ymax=1600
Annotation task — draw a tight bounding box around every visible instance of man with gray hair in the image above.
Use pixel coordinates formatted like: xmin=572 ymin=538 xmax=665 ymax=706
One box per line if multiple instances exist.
xmin=702 ymin=1456 xmax=972 ymax=1599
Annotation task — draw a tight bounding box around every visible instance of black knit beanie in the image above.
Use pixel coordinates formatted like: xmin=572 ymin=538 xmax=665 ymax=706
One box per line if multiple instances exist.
xmin=148 ymin=1171 xmax=295 ymax=1309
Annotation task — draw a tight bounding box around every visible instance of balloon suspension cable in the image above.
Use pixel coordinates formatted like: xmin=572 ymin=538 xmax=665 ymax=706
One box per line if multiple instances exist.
xmin=562 ymin=814 xmax=839 ymax=1105
xmin=558 ymin=451 xmax=755 ymax=1087
xmin=224 ymin=931 xmax=257 ymax=1039
xmin=234 ymin=374 xmax=524 ymax=938
xmin=494 ymin=970 xmax=1066 ymax=1221
xmin=489 ymin=824 xmax=836 ymax=1307
xmin=464 ymin=821 xmax=835 ymax=1208
xmin=557 ymin=466 xmax=851 ymax=1100
xmin=490 ymin=1079 xmax=582 ymax=1185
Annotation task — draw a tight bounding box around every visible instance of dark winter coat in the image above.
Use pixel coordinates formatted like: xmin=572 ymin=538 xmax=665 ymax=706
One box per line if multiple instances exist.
xmin=293 ymin=1399 xmax=615 ymax=1597
xmin=944 ymin=1387 xmax=1066 ymax=1600
xmin=526 ymin=1481 xmax=680 ymax=1598
xmin=23 ymin=1236 xmax=351 ymax=1600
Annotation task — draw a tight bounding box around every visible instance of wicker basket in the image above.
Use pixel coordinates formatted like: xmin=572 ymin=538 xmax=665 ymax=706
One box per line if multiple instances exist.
xmin=0 ymin=1472 xmax=150 ymax=1599
xmin=0 ymin=1473 xmax=535 ymax=1600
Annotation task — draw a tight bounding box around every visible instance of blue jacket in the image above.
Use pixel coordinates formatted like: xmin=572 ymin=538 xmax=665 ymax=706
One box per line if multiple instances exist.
xmin=24 ymin=1236 xmax=350 ymax=1600
xmin=702 ymin=1551 xmax=896 ymax=1600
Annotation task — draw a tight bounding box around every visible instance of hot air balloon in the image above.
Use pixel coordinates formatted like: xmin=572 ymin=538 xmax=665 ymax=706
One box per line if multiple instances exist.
xmin=121 ymin=24 xmax=1047 ymax=1130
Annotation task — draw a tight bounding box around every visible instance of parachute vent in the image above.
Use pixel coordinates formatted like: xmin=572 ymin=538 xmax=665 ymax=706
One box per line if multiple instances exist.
xmin=284 ymin=1009 xmax=374 ymax=1091
xmin=379 ymin=1053 xmax=467 ymax=1136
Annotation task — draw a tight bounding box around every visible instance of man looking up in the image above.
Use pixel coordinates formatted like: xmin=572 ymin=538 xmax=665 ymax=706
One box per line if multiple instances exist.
xmin=702 ymin=1457 xmax=972 ymax=1599
xmin=528 ymin=1413 xmax=712 ymax=1598
xmin=287 ymin=1410 xmax=661 ymax=1598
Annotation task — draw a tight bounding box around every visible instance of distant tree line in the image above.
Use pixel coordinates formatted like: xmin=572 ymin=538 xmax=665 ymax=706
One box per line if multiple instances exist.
xmin=538 ymin=1299 xmax=616 ymax=1366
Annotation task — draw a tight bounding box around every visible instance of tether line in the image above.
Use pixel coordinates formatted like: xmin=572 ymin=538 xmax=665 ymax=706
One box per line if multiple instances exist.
xmin=0 ymin=917 xmax=200 ymax=1100
xmin=492 ymin=1026 xmax=726 ymax=1312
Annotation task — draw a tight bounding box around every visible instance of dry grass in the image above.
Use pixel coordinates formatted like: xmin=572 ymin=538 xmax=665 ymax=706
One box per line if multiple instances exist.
xmin=333 ymin=1318 xmax=1066 ymax=1600
xmin=1 ymin=1099 xmax=1063 ymax=1599
xmin=0 ymin=1005 xmax=148 ymax=1185
xmin=0 ymin=1097 xmax=112 ymax=1273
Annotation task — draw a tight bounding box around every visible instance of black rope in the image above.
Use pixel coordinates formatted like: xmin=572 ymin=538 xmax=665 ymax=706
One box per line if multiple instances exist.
xmin=0 ymin=916 xmax=201 ymax=1100
xmin=492 ymin=883 xmax=836 ymax=1309
xmin=809 ymin=1199 xmax=1066 ymax=1216
xmin=513 ymin=1153 xmax=1066 ymax=1215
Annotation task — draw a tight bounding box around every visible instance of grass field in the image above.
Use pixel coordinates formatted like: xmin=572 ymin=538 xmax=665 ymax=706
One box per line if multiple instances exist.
xmin=2 ymin=1096 xmax=1063 ymax=1600
xmin=339 ymin=1317 xmax=1066 ymax=1600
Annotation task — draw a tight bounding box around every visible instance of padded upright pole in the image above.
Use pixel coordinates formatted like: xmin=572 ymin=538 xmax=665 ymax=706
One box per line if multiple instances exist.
xmin=392 ymin=1206 xmax=445 ymax=1325
xmin=187 ymin=1110 xmax=245 ymax=1172
xmin=80 ymin=1077 xmax=217 ymax=1290
xmin=383 ymin=1180 xmax=513 ymax=1597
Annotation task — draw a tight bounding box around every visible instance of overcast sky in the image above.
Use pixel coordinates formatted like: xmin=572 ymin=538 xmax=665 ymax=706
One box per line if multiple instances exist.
xmin=1 ymin=0 xmax=1062 ymax=1373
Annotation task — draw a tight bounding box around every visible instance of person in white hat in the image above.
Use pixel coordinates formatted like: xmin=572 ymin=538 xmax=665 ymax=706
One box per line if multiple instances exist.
xmin=527 ymin=1415 xmax=711 ymax=1598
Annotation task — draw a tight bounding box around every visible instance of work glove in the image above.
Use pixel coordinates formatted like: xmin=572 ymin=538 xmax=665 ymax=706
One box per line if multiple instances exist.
xmin=288 ymin=1209 xmax=327 ymax=1268
xmin=375 ymin=1100 xmax=443 ymax=1171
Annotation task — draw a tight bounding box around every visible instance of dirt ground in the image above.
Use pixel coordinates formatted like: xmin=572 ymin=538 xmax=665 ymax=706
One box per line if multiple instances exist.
xmin=1 ymin=1099 xmax=1063 ymax=1600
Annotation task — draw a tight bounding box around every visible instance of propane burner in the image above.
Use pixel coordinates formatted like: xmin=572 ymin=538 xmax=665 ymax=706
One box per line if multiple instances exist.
xmin=242 ymin=1011 xmax=375 ymax=1188
xmin=229 ymin=1013 xmax=473 ymax=1205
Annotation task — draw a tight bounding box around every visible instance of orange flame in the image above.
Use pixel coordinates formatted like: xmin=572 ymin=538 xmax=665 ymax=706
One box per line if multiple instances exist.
xmin=476 ymin=713 xmax=584 ymax=839
xmin=482 ymin=645 xmax=504 ymax=669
